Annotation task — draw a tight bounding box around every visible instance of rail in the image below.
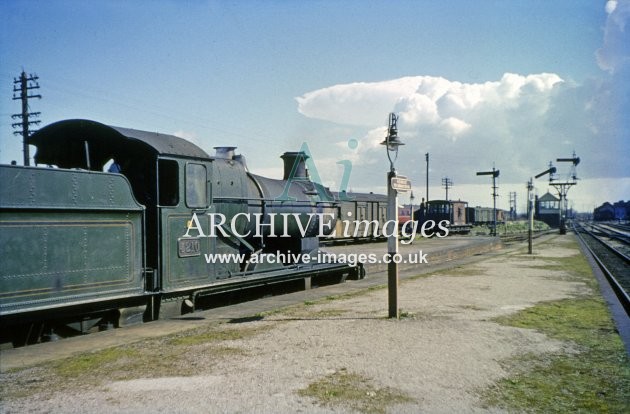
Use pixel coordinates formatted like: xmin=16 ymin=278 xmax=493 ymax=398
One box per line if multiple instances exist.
xmin=589 ymin=222 xmax=630 ymax=245
xmin=573 ymin=222 xmax=630 ymax=316
xmin=498 ymin=229 xmax=554 ymax=243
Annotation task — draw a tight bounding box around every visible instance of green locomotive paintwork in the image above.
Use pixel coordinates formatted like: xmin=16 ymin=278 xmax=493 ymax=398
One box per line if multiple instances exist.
xmin=0 ymin=165 xmax=144 ymax=315
xmin=1 ymin=119 xmax=360 ymax=344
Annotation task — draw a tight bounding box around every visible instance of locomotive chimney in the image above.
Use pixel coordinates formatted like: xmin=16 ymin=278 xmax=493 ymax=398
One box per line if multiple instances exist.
xmin=214 ymin=146 xmax=237 ymax=159
xmin=281 ymin=151 xmax=309 ymax=180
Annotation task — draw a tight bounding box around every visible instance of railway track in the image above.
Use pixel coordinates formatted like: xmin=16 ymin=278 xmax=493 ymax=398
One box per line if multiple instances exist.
xmin=573 ymin=222 xmax=630 ymax=315
xmin=498 ymin=229 xmax=554 ymax=243
xmin=590 ymin=223 xmax=630 ymax=249
xmin=605 ymin=222 xmax=630 ymax=233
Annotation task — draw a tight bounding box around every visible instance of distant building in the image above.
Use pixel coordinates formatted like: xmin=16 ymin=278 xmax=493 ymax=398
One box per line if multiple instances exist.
xmin=594 ymin=202 xmax=615 ymax=221
xmin=535 ymin=192 xmax=560 ymax=227
xmin=594 ymin=200 xmax=629 ymax=221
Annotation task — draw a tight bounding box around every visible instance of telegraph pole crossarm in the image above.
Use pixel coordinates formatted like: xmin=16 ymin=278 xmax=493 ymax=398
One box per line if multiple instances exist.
xmin=442 ymin=177 xmax=453 ymax=201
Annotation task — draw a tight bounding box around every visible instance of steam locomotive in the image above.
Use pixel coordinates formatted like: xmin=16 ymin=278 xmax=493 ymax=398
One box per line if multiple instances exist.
xmin=0 ymin=119 xmax=362 ymax=346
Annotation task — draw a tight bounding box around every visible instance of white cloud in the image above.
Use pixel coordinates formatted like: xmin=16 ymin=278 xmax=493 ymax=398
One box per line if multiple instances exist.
xmin=294 ymin=71 xmax=628 ymax=208
xmin=296 ymin=76 xmax=436 ymax=127
xmin=298 ymin=73 xmax=562 ymax=133
xmin=296 ymin=73 xmax=566 ymax=180
xmin=440 ymin=117 xmax=471 ymax=138
xmin=606 ymin=0 xmax=618 ymax=15
xmin=597 ymin=0 xmax=630 ymax=73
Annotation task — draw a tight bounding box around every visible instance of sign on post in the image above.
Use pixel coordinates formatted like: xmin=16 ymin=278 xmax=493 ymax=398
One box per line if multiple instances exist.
xmin=391 ymin=175 xmax=411 ymax=193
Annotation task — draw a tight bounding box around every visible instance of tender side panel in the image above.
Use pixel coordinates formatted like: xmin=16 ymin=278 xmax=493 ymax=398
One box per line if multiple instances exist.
xmin=0 ymin=166 xmax=144 ymax=316
xmin=0 ymin=213 xmax=144 ymax=315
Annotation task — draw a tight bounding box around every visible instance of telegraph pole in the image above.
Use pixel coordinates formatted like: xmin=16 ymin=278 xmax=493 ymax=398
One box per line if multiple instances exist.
xmin=12 ymin=71 xmax=41 ymax=166
xmin=442 ymin=177 xmax=453 ymax=201
xmin=425 ymin=153 xmax=429 ymax=202
xmin=526 ymin=180 xmax=534 ymax=253
xmin=410 ymin=190 xmax=415 ymax=224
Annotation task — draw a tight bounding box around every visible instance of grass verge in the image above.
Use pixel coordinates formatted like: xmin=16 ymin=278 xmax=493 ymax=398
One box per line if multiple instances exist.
xmin=0 ymin=322 xmax=268 ymax=400
xmin=481 ymin=238 xmax=630 ymax=413
xmin=298 ymin=368 xmax=414 ymax=414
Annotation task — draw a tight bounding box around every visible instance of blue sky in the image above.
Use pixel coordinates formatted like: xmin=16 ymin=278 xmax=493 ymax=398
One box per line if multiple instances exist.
xmin=1 ymin=0 xmax=628 ymax=212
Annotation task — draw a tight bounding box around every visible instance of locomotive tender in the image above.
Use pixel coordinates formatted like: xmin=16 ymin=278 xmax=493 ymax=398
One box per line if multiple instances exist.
xmin=0 ymin=119 xmax=362 ymax=346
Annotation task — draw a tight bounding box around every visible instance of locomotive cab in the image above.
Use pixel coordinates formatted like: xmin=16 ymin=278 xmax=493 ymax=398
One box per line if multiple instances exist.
xmin=27 ymin=120 xmax=211 ymax=285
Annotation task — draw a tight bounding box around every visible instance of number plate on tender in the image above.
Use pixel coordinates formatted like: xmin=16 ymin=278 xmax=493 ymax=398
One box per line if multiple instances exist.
xmin=178 ymin=237 xmax=201 ymax=257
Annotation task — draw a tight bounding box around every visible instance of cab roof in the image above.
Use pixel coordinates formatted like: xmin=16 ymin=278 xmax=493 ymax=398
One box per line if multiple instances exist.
xmin=28 ymin=119 xmax=210 ymax=169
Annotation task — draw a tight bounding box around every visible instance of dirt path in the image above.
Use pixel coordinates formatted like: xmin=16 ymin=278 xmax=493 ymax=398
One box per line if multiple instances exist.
xmin=0 ymin=236 xmax=599 ymax=413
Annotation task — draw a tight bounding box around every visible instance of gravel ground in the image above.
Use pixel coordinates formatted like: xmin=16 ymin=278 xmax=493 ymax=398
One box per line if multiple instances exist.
xmin=1 ymin=236 xmax=592 ymax=413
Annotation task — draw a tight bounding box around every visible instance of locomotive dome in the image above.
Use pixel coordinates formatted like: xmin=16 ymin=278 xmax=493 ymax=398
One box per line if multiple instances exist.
xmin=28 ymin=119 xmax=210 ymax=169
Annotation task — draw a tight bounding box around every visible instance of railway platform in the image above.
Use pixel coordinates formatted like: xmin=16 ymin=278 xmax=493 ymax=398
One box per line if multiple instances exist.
xmin=2 ymin=233 xmax=629 ymax=413
xmin=0 ymin=236 xmax=500 ymax=371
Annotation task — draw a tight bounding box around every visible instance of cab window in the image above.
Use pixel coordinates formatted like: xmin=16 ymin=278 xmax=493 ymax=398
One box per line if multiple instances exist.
xmin=158 ymin=159 xmax=179 ymax=206
xmin=186 ymin=163 xmax=207 ymax=208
